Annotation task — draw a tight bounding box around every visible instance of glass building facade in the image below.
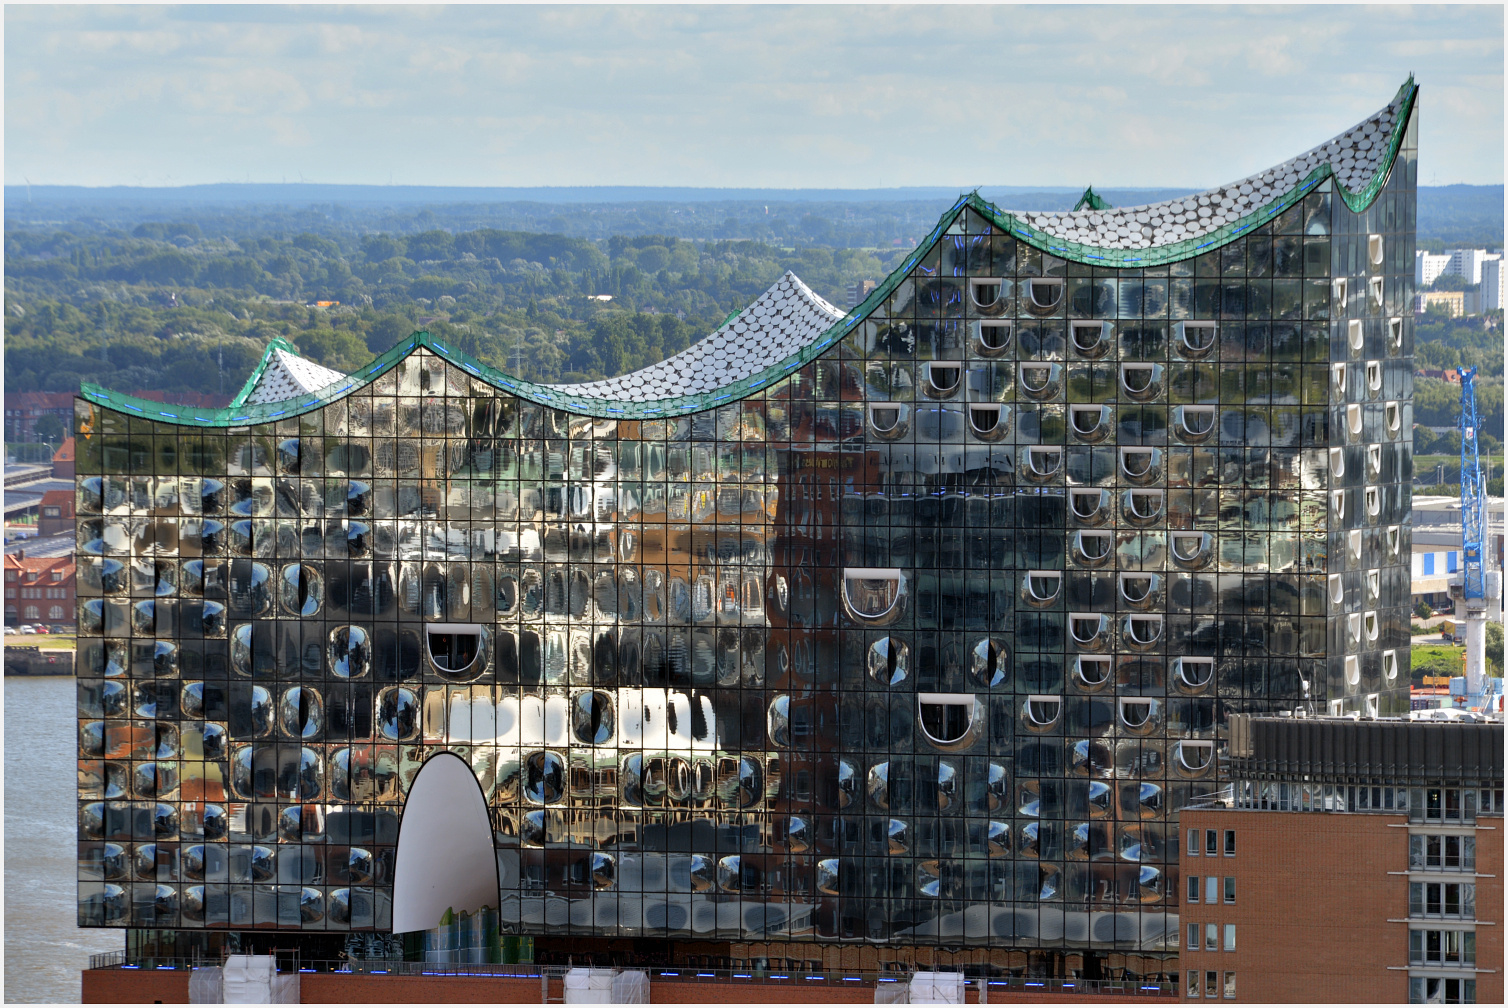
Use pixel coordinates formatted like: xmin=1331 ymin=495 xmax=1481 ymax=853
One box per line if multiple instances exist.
xmin=75 ymin=82 xmax=1418 ymax=974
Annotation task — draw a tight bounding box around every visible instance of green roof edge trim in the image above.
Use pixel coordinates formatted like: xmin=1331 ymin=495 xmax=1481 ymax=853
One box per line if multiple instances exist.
xmin=78 ymin=80 xmax=1414 ymax=427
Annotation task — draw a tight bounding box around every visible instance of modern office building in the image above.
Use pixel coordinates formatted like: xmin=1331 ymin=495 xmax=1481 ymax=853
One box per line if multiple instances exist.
xmin=75 ymin=79 xmax=1419 ymax=987
xmin=1416 ymin=252 xmax=1452 ymax=290
xmin=1179 ymin=714 xmax=1502 ymax=1004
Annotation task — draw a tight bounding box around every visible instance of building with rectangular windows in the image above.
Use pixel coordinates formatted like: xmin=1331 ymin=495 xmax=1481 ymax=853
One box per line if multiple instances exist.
xmin=1180 ymin=714 xmax=1502 ymax=1005
xmin=5 ymin=551 xmax=76 ymax=626
xmin=76 ymin=80 xmax=1420 ymax=995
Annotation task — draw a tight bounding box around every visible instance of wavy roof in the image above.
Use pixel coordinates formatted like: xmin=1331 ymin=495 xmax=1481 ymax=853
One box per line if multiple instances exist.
xmin=80 ymin=79 xmax=1415 ymax=426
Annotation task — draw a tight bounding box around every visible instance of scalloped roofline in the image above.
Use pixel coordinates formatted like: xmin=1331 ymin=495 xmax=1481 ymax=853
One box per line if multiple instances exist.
xmin=79 ymin=79 xmax=1416 ymax=426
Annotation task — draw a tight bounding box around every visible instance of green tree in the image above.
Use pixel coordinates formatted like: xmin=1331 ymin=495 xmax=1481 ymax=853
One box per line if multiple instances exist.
xmin=33 ymin=414 xmax=66 ymax=444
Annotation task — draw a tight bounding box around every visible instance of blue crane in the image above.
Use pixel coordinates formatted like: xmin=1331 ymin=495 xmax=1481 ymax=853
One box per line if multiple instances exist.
xmin=1458 ymin=366 xmax=1486 ymax=604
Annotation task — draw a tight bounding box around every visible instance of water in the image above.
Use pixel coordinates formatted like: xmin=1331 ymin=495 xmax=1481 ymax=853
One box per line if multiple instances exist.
xmin=5 ymin=676 xmax=121 ymax=1003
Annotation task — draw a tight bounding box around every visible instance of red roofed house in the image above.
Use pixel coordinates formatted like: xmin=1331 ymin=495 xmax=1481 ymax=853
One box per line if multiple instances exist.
xmin=4 ymin=552 xmax=75 ymax=626
xmin=52 ymin=437 xmax=76 ymax=479
xmin=37 ymin=489 xmax=75 ymax=536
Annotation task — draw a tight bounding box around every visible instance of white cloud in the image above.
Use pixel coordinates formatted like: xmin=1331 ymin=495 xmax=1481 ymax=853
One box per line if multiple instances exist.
xmin=3 ymin=4 xmax=1501 ymax=187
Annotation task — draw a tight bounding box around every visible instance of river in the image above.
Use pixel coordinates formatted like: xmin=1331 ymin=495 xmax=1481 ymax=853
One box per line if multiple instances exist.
xmin=5 ymin=675 xmax=121 ymax=1003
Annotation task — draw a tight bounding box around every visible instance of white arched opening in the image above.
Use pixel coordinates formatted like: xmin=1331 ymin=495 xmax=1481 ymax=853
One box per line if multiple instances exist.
xmin=391 ymin=751 xmax=499 ymax=933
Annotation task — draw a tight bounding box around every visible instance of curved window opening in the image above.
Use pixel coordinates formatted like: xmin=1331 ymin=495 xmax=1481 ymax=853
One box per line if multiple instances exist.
xmin=1076 ymin=656 xmax=1112 ymax=687
xmin=867 ymin=637 xmax=909 ymax=686
xmin=923 ymin=362 xmax=962 ymax=398
xmin=278 ymin=564 xmax=323 ymax=618
xmin=1070 ymin=321 xmax=1109 ymax=357
xmin=1364 ymin=610 xmax=1379 ymax=641
xmin=1368 ymin=276 xmax=1384 ymax=309
xmin=427 ymin=624 xmax=483 ymax=676
xmin=1389 ymin=317 xmax=1404 ymax=348
xmin=1385 ymin=402 xmax=1401 ymax=434
xmin=1174 ymin=406 xmax=1217 ymax=442
xmin=523 ymin=750 xmax=565 ymax=805
xmin=1366 ymin=360 xmax=1383 ymax=393
xmin=1175 ymin=657 xmax=1214 ymax=689
xmin=1024 ymin=571 xmax=1062 ymax=605
xmin=1332 ymin=489 xmax=1349 ymax=520
xmin=1345 ymin=655 xmax=1361 ymax=686
xmin=1347 ymin=318 xmax=1364 ymax=352
xmin=1120 ymin=363 xmax=1163 ymax=401
xmin=970 ymin=638 xmax=1009 ymax=688
xmin=1174 ymin=321 xmax=1216 ymax=358
xmin=1070 ymin=613 xmax=1109 ymax=647
xmin=1025 ymin=446 xmax=1063 ymax=478
xmin=1365 ymin=486 xmax=1381 ymax=517
xmin=816 ymin=859 xmax=840 ymax=896
xmin=572 ymin=691 xmax=615 ymax=745
xmin=327 ymin=625 xmax=370 ymax=680
xmin=767 ymin=695 xmax=791 ymax=747
xmin=969 ymin=278 xmax=1003 ymax=308
xmin=1070 ymin=488 xmax=1109 ymax=522
xmin=975 ymin=321 xmax=1012 ymax=356
xmin=1386 ymin=525 xmax=1401 ymax=554
xmin=1383 ymin=649 xmax=1399 ymax=680
xmin=1119 ymin=574 xmax=1158 ymax=606
xmin=1024 ymin=695 xmax=1061 ymax=727
xmin=1070 ymin=404 xmax=1110 ymax=440
xmin=1328 ymin=574 xmax=1344 ymax=604
xmin=1176 ymin=741 xmax=1215 ymax=772
xmin=1348 ymin=530 xmax=1364 ymax=562
xmin=841 ymin=568 xmax=907 ymax=626
xmin=918 ymin=694 xmax=977 ymax=745
xmin=1334 ymin=278 xmax=1349 ymax=311
xmin=1368 ymin=234 xmax=1385 ymax=267
xmin=1119 ymin=697 xmax=1155 ymax=729
xmin=868 ymin=403 xmax=907 ymax=437
xmin=1329 ymin=447 xmax=1346 ymax=476
xmin=1125 ymin=615 xmax=1163 ymax=646
xmin=969 ymin=404 xmax=1005 ymax=436
xmin=1120 ymin=448 xmax=1160 ymax=482
xmin=1018 ymin=363 xmax=1060 ymax=400
xmin=1124 ymin=490 xmax=1164 ymax=522
xmin=1074 ymin=531 xmax=1113 ymax=566
xmin=1367 ymin=569 xmax=1381 ymax=600
xmin=1026 ymin=278 xmax=1064 ymax=311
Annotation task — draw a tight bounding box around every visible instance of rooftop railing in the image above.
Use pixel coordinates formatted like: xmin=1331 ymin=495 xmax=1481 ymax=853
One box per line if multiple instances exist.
xmin=85 ymin=955 xmax=1178 ymax=997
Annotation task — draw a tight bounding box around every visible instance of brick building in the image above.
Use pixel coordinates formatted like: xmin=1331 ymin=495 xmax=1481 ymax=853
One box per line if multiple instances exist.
xmin=4 ymin=552 xmax=77 ymax=626
xmin=52 ymin=437 xmax=76 ymax=480
xmin=37 ymin=489 xmax=76 ymax=536
xmin=4 ymin=391 xmax=75 ymax=442
xmin=1179 ymin=715 xmax=1502 ymax=1004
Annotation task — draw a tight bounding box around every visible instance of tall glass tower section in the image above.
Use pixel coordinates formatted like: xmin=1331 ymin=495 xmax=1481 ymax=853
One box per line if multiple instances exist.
xmin=75 ymin=81 xmax=1417 ymax=978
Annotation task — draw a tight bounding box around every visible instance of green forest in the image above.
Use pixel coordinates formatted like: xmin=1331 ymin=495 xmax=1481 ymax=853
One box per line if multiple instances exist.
xmin=4 ymin=225 xmax=899 ymax=393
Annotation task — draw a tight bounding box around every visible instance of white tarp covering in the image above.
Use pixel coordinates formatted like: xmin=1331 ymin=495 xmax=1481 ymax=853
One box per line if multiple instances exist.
xmin=562 ymin=967 xmax=649 ymax=1004
xmin=216 ymin=955 xmax=297 ymax=1004
xmin=909 ymin=971 xmax=965 ymax=1004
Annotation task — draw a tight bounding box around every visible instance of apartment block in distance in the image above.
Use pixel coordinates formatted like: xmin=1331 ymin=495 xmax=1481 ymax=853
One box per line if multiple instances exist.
xmin=77 ymin=80 xmax=1419 ymax=1002
xmin=1180 ymin=714 xmax=1502 ymax=1005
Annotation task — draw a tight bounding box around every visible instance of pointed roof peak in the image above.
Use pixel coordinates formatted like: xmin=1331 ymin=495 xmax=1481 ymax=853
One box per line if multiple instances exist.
xmin=234 ymin=342 xmax=348 ymax=406
xmin=1073 ymin=187 xmax=1112 ymax=212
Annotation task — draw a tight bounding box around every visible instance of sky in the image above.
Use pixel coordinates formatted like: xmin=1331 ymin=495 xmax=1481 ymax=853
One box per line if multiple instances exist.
xmin=4 ymin=4 xmax=1503 ymax=191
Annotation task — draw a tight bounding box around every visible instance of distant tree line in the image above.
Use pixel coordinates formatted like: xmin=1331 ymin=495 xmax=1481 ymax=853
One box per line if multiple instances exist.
xmin=4 ymin=225 xmax=896 ymax=394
